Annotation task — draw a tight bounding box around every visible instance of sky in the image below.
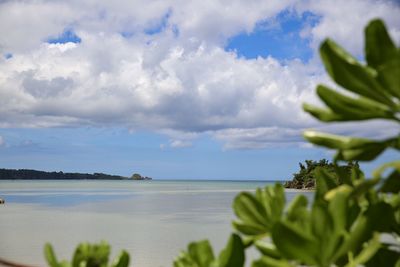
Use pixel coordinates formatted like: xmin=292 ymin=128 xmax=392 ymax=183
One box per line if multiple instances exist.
xmin=0 ymin=0 xmax=399 ymax=180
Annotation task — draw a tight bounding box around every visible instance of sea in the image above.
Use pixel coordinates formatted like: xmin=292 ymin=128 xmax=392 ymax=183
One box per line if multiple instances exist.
xmin=0 ymin=180 xmax=313 ymax=266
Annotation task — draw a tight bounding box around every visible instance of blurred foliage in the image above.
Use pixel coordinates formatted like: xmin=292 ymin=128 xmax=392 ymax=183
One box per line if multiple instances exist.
xmin=172 ymin=18 xmax=400 ymax=267
xmin=44 ymin=242 xmax=129 ymax=267
xmin=284 ymin=159 xmax=359 ymax=189
xmin=43 ymin=19 xmax=399 ymax=267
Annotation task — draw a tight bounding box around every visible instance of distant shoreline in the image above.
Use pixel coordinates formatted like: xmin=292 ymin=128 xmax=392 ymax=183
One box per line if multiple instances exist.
xmin=0 ymin=168 xmax=151 ymax=180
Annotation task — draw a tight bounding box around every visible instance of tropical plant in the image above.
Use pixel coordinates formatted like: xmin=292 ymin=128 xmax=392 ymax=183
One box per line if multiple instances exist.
xmin=284 ymin=159 xmax=359 ymax=189
xmin=173 ymin=18 xmax=400 ymax=267
xmin=44 ymin=242 xmax=129 ymax=267
xmin=43 ymin=18 xmax=399 ymax=267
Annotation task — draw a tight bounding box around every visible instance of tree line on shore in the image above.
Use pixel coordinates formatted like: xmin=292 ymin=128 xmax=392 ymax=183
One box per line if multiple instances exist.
xmin=0 ymin=168 xmax=151 ymax=180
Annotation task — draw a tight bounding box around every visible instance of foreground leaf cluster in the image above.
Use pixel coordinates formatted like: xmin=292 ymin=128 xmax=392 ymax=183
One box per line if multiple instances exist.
xmin=44 ymin=19 xmax=399 ymax=267
xmin=44 ymin=242 xmax=129 ymax=267
xmin=172 ymin=18 xmax=400 ymax=267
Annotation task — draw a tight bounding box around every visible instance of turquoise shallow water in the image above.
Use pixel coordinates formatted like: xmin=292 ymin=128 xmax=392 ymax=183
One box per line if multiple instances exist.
xmin=0 ymin=180 xmax=312 ymax=266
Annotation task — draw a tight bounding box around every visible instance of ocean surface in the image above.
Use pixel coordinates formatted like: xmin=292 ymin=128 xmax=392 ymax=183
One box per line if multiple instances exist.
xmin=0 ymin=180 xmax=313 ymax=266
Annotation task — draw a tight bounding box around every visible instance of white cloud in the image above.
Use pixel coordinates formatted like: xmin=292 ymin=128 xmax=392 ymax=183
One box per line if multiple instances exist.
xmin=296 ymin=0 xmax=400 ymax=57
xmin=170 ymin=140 xmax=192 ymax=148
xmin=0 ymin=0 xmax=398 ymax=149
xmin=0 ymin=135 xmax=4 ymax=146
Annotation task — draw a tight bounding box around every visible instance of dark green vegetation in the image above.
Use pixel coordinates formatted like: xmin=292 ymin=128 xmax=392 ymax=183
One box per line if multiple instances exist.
xmin=44 ymin=242 xmax=129 ymax=267
xmin=0 ymin=168 xmax=127 ymax=180
xmin=43 ymin=19 xmax=399 ymax=267
xmin=284 ymin=159 xmax=360 ymax=189
xmin=0 ymin=168 xmax=152 ymax=180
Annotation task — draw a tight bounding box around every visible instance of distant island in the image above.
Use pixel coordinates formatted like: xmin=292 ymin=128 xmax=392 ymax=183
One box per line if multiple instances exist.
xmin=0 ymin=168 xmax=152 ymax=180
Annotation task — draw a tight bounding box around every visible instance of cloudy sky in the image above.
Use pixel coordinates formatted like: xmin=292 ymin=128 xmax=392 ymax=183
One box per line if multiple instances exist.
xmin=0 ymin=0 xmax=399 ymax=179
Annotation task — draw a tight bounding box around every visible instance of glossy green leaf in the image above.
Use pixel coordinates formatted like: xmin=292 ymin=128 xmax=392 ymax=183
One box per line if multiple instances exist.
xmin=285 ymin=195 xmax=310 ymax=229
xmin=310 ymin=203 xmax=337 ymax=266
xmin=232 ymin=221 xmax=267 ymax=236
xmin=188 ymin=240 xmax=215 ymax=267
xmin=252 ymin=256 xmax=294 ymax=267
xmin=344 ymin=233 xmax=381 ymax=267
xmin=365 ymin=245 xmax=400 ymax=267
xmin=303 ymin=131 xmax=376 ymax=150
xmin=44 ymin=243 xmax=60 ymax=267
xmin=110 ymin=251 xmax=129 ymax=267
xmin=350 ymin=178 xmax=380 ymax=199
xmin=71 ymin=242 xmax=110 ymax=267
xmin=366 ymin=202 xmax=398 ymax=234
xmin=320 ymin=39 xmax=393 ymax=106
xmin=173 ymin=252 xmax=197 ymax=267
xmin=335 ymin=144 xmax=386 ymax=161
xmin=233 ymin=185 xmax=285 ymax=236
xmin=333 ymin=215 xmax=370 ymax=261
xmin=365 ymin=19 xmax=397 ymax=69
xmin=314 ymin=167 xmax=338 ymax=200
xmin=233 ymin=192 xmax=269 ymax=231
xmin=315 ymin=84 xmax=395 ymax=121
xmin=380 ymin=170 xmax=400 ymax=193
xmin=377 ymin=54 xmax=400 ymax=100
xmin=272 ymin=221 xmax=318 ymax=265
xmin=255 ymin=241 xmax=281 ymax=259
xmin=303 ymin=131 xmax=390 ymax=161
xmin=303 ymin=103 xmax=344 ymax=122
xmin=373 ymin=160 xmax=400 ymax=178
xmin=256 ymin=184 xmax=285 ymax=225
xmin=218 ymin=234 xmax=245 ymax=267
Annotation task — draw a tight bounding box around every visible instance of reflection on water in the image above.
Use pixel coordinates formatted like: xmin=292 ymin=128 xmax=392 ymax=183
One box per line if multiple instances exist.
xmin=0 ymin=180 xmax=312 ymax=267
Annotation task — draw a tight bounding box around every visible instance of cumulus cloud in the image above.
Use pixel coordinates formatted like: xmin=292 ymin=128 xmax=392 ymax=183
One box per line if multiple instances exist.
xmin=296 ymin=0 xmax=400 ymax=56
xmin=0 ymin=0 xmax=399 ymax=149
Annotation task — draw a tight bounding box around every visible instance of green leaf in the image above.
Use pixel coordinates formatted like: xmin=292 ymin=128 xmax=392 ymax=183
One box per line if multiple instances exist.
xmin=272 ymin=221 xmax=318 ymax=265
xmin=233 ymin=185 xmax=285 ymax=237
xmin=285 ymin=195 xmax=310 ymax=229
xmin=315 ymin=84 xmax=396 ymax=121
xmin=218 ymin=234 xmax=245 ymax=267
xmin=303 ymin=131 xmax=390 ymax=161
xmin=303 ymin=103 xmax=344 ymax=122
xmin=303 ymin=131 xmax=376 ymax=150
xmin=350 ymin=178 xmax=380 ymax=199
xmin=314 ymin=167 xmax=338 ymax=200
xmin=110 ymin=250 xmax=130 ymax=267
xmin=252 ymin=256 xmax=294 ymax=267
xmin=71 ymin=242 xmax=110 ymax=267
xmin=377 ymin=54 xmax=400 ymax=100
xmin=232 ymin=221 xmax=267 ymax=236
xmin=365 ymin=19 xmax=397 ymax=69
xmin=366 ymin=202 xmax=398 ymax=233
xmin=44 ymin=243 xmax=60 ymax=267
xmin=256 ymin=184 xmax=285 ymax=225
xmin=254 ymin=241 xmax=282 ymax=259
xmin=365 ymin=245 xmax=400 ymax=267
xmin=373 ymin=160 xmax=400 ymax=179
xmin=233 ymin=192 xmax=269 ymax=231
xmin=174 ymin=252 xmax=196 ymax=267
xmin=344 ymin=233 xmax=381 ymax=267
xmin=336 ymin=144 xmax=387 ymax=161
xmin=380 ymin=170 xmax=400 ymax=193
xmin=320 ymin=39 xmax=393 ymax=106
xmin=188 ymin=240 xmax=215 ymax=267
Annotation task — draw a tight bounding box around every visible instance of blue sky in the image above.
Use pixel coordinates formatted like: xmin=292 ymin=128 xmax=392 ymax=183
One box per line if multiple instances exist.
xmin=0 ymin=1 xmax=399 ymax=179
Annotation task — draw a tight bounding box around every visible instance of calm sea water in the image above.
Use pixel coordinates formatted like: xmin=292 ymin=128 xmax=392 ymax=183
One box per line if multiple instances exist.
xmin=0 ymin=180 xmax=312 ymax=266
